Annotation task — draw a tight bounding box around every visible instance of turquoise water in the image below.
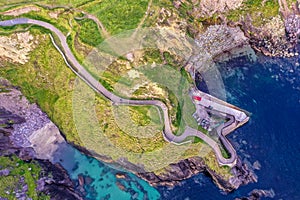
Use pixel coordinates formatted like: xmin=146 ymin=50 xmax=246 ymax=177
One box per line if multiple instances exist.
xmin=52 ymin=143 xmax=160 ymax=199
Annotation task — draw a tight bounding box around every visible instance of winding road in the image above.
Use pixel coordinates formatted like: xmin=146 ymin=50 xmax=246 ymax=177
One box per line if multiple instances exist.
xmin=0 ymin=18 xmax=246 ymax=167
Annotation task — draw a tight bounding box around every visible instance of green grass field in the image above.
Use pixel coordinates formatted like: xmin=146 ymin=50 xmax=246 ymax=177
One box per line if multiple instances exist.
xmin=80 ymin=0 xmax=149 ymax=35
xmin=75 ymin=18 xmax=104 ymax=46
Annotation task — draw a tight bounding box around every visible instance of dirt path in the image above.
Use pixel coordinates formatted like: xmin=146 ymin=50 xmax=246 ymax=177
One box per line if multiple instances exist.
xmin=84 ymin=12 xmax=110 ymax=38
xmin=1 ymin=5 xmax=40 ymax=16
xmin=75 ymin=11 xmax=110 ymax=39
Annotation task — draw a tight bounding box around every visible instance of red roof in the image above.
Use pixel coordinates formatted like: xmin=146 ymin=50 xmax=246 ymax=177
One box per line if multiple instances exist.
xmin=193 ymin=96 xmax=202 ymax=101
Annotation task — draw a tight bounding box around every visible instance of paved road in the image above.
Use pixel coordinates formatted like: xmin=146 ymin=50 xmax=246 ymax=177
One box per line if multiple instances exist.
xmin=0 ymin=18 xmax=240 ymax=166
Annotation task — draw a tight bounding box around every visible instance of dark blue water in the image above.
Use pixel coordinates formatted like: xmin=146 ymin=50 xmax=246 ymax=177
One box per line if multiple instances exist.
xmin=159 ymin=55 xmax=300 ymax=199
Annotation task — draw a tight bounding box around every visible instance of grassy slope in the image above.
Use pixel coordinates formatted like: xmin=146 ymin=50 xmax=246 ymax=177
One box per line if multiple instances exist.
xmin=0 ymin=0 xmax=231 ymax=176
xmin=0 ymin=28 xmax=80 ymax=146
xmin=226 ymin=0 xmax=297 ymax=26
xmin=75 ymin=18 xmax=103 ymax=46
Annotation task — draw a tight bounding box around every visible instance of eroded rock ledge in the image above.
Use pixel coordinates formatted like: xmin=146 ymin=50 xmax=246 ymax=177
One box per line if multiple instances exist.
xmin=138 ymin=156 xmax=257 ymax=193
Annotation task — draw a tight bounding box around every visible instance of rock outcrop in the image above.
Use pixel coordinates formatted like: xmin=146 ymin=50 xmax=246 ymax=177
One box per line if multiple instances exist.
xmin=186 ymin=24 xmax=251 ymax=73
xmin=173 ymin=0 xmax=244 ymax=18
xmin=240 ymin=0 xmax=300 ymax=57
xmin=37 ymin=160 xmax=84 ymax=200
xmin=138 ymin=156 xmax=257 ymax=192
xmin=0 ymin=31 xmax=38 ymax=64
xmin=0 ymin=78 xmax=67 ymax=161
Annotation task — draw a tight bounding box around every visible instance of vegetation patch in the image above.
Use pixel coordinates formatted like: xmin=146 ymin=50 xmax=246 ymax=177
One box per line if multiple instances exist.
xmin=95 ymin=96 xmax=165 ymax=153
xmin=0 ymin=155 xmax=50 ymax=200
xmin=80 ymin=0 xmax=149 ymax=35
xmin=75 ymin=18 xmax=103 ymax=46
xmin=203 ymin=152 xmax=232 ymax=180
xmin=226 ymin=0 xmax=280 ymax=26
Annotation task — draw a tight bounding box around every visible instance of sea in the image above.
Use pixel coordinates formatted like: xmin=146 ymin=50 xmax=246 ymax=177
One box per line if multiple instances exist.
xmin=52 ymin=52 xmax=300 ymax=200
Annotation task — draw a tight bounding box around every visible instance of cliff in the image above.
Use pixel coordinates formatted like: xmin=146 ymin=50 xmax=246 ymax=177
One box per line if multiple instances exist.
xmin=0 ymin=80 xmax=83 ymax=200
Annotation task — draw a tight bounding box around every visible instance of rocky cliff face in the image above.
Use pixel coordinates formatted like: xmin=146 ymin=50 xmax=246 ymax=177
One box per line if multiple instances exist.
xmin=173 ymin=0 xmax=300 ymax=58
xmin=0 ymin=80 xmax=83 ymax=200
xmin=232 ymin=0 xmax=300 ymax=57
xmin=0 ymin=79 xmax=65 ymax=155
xmin=137 ymin=156 xmax=257 ymax=193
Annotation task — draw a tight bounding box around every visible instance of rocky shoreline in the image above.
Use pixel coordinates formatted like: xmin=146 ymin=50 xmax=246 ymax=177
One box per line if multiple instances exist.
xmin=0 ymin=77 xmax=258 ymax=198
xmin=0 ymin=81 xmax=83 ymax=200
xmin=235 ymin=0 xmax=300 ymax=58
xmin=0 ymin=4 xmax=285 ymax=197
xmin=137 ymin=156 xmax=257 ymax=193
xmin=0 ymin=1 xmax=296 ymax=199
xmin=0 ymin=109 xmax=83 ymax=200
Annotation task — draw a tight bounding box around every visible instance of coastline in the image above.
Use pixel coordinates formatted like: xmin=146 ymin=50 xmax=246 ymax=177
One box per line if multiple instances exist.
xmin=0 ymin=36 xmax=256 ymax=196
xmin=1 ymin=1 xmax=299 ymax=198
xmin=0 ymin=18 xmax=259 ymax=198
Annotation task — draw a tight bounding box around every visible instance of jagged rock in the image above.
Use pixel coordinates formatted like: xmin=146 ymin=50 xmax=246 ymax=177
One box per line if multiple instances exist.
xmin=116 ymin=173 xmax=127 ymax=179
xmin=252 ymin=161 xmax=261 ymax=170
xmin=229 ymin=158 xmax=258 ymax=191
xmin=235 ymin=188 xmax=275 ymax=200
xmin=137 ymin=156 xmax=249 ymax=192
xmin=38 ymin=160 xmax=84 ymax=200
